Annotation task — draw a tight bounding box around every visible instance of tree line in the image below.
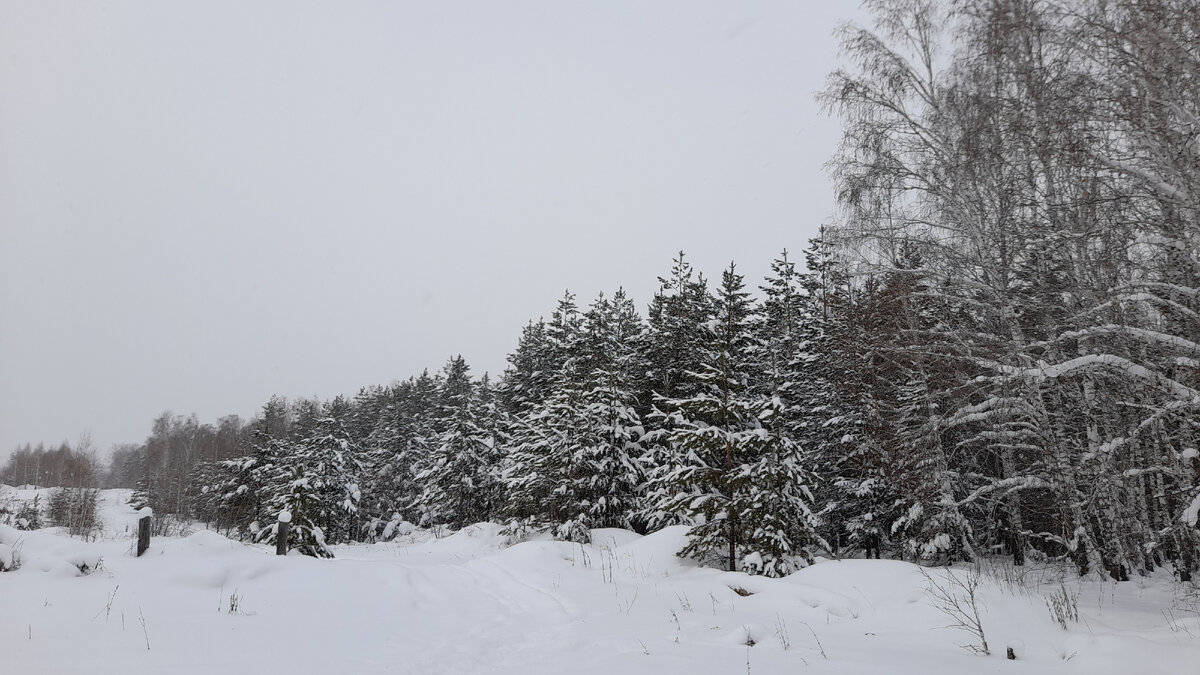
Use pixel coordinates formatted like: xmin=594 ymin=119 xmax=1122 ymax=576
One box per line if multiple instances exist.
xmin=176 ymin=254 xmax=829 ymax=570
xmin=4 ymin=0 xmax=1197 ymax=581
xmin=1 ymin=440 xmax=101 ymax=488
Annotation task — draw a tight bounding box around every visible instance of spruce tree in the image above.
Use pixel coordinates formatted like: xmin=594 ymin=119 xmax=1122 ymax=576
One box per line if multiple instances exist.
xmin=749 ymin=251 xmax=828 ymax=572
xmin=415 ymin=356 xmax=501 ymax=529
xmin=501 ymin=295 xmax=586 ymax=535
xmin=573 ymin=289 xmax=648 ymax=531
xmin=253 ymin=415 xmax=364 ymax=556
xmin=641 ymin=253 xmax=715 ymax=528
xmin=650 ymin=263 xmax=816 ymax=574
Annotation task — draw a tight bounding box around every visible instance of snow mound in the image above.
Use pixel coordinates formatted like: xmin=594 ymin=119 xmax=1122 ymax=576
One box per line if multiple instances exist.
xmin=787 ymin=558 xmax=928 ymax=609
xmin=607 ymin=524 xmax=694 ymax=577
xmin=3 ymin=489 xmax=1199 ymax=674
xmin=177 ymin=529 xmax=247 ymax=554
xmin=589 ymin=528 xmax=643 ymax=549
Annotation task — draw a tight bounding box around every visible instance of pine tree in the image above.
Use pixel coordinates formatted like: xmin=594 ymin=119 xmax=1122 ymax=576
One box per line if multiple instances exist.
xmin=748 ymin=251 xmax=828 ymax=573
xmin=644 ymin=252 xmax=713 ymax=402
xmin=790 ymin=234 xmax=886 ymax=559
xmin=500 ymin=289 xmax=649 ymax=540
xmin=641 ymin=253 xmax=714 ymax=528
xmin=302 ymin=414 xmax=365 ymax=544
xmin=573 ymin=289 xmax=648 ymax=531
xmin=503 ymin=367 xmax=588 ymax=538
xmin=499 ymin=320 xmax=555 ymax=417
xmin=356 ymin=382 xmax=411 ymax=538
xmin=650 ymin=263 xmax=818 ymax=574
xmin=757 ymin=250 xmax=806 ymax=379
xmin=252 ymin=416 xmax=364 ymax=557
xmin=415 ymin=356 xmax=501 ymax=529
xmin=738 ymin=392 xmax=825 ymax=575
xmin=501 ymin=296 xmax=586 ymax=535
xmin=212 ymin=454 xmax=264 ymax=539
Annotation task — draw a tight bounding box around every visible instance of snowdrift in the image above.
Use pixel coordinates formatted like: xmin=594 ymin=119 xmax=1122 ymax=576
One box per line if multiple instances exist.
xmin=2 ymin=487 xmax=1198 ymax=674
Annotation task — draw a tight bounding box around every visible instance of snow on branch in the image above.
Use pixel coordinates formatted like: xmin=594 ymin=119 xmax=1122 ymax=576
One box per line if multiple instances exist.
xmin=1130 ymin=398 xmax=1200 ymax=437
xmin=1120 ymin=282 xmax=1200 ymax=300
xmin=1039 ymin=324 xmax=1200 ymax=357
xmin=955 ymin=476 xmax=1053 ymax=508
xmin=1076 ymin=293 xmax=1200 ymax=322
xmin=997 ymin=353 xmax=1200 ymax=401
xmin=942 ymin=397 xmax=1029 ymax=428
xmin=1090 ymin=151 xmax=1191 ymax=203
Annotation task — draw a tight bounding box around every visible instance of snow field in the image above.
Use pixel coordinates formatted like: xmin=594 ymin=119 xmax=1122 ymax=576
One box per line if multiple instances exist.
xmin=2 ymin=488 xmax=1199 ymax=673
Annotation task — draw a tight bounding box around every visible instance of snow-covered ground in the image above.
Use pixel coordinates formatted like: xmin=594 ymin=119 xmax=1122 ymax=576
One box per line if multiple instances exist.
xmin=2 ymin=486 xmax=1198 ymax=674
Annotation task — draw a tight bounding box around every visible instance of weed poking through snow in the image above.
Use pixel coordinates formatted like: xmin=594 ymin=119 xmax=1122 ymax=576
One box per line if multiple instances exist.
xmin=921 ymin=568 xmax=989 ymax=655
xmin=1046 ymin=581 xmax=1079 ymax=630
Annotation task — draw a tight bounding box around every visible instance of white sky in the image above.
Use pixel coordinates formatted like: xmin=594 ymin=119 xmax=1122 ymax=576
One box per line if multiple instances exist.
xmin=0 ymin=0 xmax=863 ymax=456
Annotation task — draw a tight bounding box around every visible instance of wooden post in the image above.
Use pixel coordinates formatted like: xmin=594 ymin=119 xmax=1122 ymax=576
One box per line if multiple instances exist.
xmin=136 ymin=508 xmax=152 ymax=557
xmin=276 ymin=510 xmax=291 ymax=556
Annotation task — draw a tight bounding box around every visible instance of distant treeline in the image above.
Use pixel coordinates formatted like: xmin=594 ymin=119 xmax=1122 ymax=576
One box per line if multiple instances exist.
xmin=1 ymin=442 xmax=101 ymax=488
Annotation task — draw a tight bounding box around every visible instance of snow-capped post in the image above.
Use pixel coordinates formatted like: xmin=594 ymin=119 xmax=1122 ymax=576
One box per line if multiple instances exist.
xmin=276 ymin=509 xmax=292 ymax=556
xmin=136 ymin=507 xmax=152 ymax=557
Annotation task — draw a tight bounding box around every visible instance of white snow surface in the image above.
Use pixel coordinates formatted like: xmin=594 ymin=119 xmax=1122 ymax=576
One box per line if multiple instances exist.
xmin=2 ymin=486 xmax=1199 ymax=674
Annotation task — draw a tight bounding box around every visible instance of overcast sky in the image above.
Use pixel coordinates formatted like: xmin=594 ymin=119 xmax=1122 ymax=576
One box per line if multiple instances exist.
xmin=0 ymin=0 xmax=864 ymax=458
